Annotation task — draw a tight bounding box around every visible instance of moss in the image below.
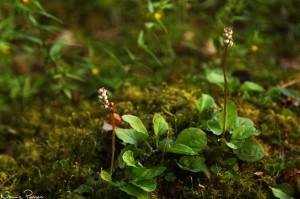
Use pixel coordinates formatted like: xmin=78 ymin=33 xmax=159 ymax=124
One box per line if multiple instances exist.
xmin=1 ymin=82 xmax=299 ymax=198
xmin=0 ymin=155 xmax=17 ymax=172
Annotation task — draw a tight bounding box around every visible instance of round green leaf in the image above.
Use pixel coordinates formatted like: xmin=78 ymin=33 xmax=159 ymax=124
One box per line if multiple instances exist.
xmin=153 ymin=113 xmax=168 ymax=142
xmin=177 ymin=156 xmax=210 ymax=178
xmin=269 ymin=186 xmax=294 ymax=199
xmin=115 ymin=128 xmax=145 ymax=145
xmin=231 ymin=126 xmax=259 ymax=140
xmin=233 ymin=139 xmax=265 ymax=162
xmin=240 ymin=81 xmax=265 ymax=92
xmin=198 ymin=94 xmax=215 ymax=113
xmin=122 ymin=150 xmax=138 ymax=167
xmin=207 ymin=119 xmax=222 ymax=135
xmin=175 ymin=128 xmax=207 ymax=153
xmin=235 ymin=117 xmax=254 ymax=127
xmin=122 ymin=115 xmax=148 ymax=136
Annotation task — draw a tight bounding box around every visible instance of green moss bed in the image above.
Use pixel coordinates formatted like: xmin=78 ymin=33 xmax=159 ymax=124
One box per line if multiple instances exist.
xmin=1 ymin=81 xmax=299 ymax=199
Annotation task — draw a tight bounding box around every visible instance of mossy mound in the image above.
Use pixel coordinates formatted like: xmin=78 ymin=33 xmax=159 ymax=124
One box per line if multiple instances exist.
xmin=0 ymin=83 xmax=299 ymax=198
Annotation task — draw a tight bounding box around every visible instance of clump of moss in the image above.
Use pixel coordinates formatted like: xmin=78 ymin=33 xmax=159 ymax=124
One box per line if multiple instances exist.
xmin=0 ymin=155 xmax=17 ymax=172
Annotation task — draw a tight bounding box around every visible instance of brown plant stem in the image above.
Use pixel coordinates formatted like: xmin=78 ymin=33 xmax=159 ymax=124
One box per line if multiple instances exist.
xmin=222 ymin=45 xmax=229 ymax=138
xmin=110 ymin=112 xmax=116 ymax=175
xmin=280 ymin=75 xmax=300 ymax=88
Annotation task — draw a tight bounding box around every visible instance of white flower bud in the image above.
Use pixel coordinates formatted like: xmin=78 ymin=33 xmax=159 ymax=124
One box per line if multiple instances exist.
xmin=229 ymin=41 xmax=233 ymax=46
xmin=104 ymin=105 xmax=109 ymax=109
xmin=224 ymin=39 xmax=229 ymax=44
xmin=98 ymin=88 xmax=104 ymax=93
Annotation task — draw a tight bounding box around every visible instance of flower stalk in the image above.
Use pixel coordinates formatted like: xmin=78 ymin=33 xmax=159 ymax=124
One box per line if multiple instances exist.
xmin=98 ymin=87 xmax=117 ymax=175
xmin=222 ymin=27 xmax=233 ymax=138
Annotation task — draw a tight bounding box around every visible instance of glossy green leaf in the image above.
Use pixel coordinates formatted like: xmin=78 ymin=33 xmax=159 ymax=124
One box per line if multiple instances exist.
xmin=165 ymin=143 xmax=196 ymax=155
xmin=118 ymin=145 xmax=142 ymax=169
xmin=177 ymin=156 xmax=210 ymax=178
xmin=206 ymin=69 xmax=224 ymax=87
xmin=122 ymin=150 xmax=139 ymax=167
xmin=122 ymin=115 xmax=148 ymax=138
xmin=131 ymin=179 xmax=156 ymax=192
xmin=119 ymin=183 xmax=148 ymax=199
xmin=131 ymin=167 xmax=166 ymax=180
xmin=115 ymin=128 xmax=145 ymax=145
xmin=226 ymin=139 xmax=244 ymax=149
xmin=100 ymin=170 xmax=113 ymax=183
xmin=175 ymin=128 xmax=207 ymax=153
xmin=219 ymin=100 xmax=237 ymax=132
xmin=207 ymin=119 xmax=222 ymax=135
xmin=240 ymin=81 xmax=265 ymax=92
xmin=198 ymin=94 xmax=215 ymax=113
xmin=233 ymin=139 xmax=264 ymax=162
xmin=235 ymin=117 xmax=254 ymax=127
xmin=231 ymin=126 xmax=260 ymax=140
xmin=269 ymin=186 xmax=294 ymax=199
xmin=153 ymin=113 xmax=168 ymax=146
xmin=277 ymin=183 xmax=295 ymax=196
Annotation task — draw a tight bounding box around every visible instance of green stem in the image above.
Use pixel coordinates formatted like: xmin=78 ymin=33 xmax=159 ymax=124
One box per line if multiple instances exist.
xmin=222 ymin=45 xmax=229 ymax=138
xmin=110 ymin=112 xmax=116 ymax=175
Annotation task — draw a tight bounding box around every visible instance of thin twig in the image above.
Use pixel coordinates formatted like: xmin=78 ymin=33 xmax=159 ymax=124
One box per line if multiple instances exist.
xmin=280 ymin=75 xmax=300 ymax=88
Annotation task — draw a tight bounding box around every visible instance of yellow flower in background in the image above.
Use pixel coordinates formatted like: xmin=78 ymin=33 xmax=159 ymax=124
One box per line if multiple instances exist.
xmin=251 ymin=45 xmax=258 ymax=52
xmin=1 ymin=45 xmax=10 ymax=54
xmin=154 ymin=12 xmax=162 ymax=20
xmin=23 ymin=0 xmax=30 ymax=4
xmin=92 ymin=68 xmax=99 ymax=75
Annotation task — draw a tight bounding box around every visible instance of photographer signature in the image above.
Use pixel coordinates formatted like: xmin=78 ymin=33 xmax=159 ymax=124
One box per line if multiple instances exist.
xmin=0 ymin=189 xmax=43 ymax=199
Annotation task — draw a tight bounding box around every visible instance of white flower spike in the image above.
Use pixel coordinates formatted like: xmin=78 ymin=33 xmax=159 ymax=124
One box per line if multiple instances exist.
xmin=98 ymin=87 xmax=117 ymax=113
xmin=223 ymin=27 xmax=233 ymax=47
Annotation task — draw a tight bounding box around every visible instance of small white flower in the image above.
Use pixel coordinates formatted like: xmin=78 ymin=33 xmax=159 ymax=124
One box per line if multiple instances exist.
xmin=224 ymin=39 xmax=229 ymax=44
xmin=98 ymin=88 xmax=104 ymax=93
xmin=102 ymin=92 xmax=107 ymax=97
xmin=104 ymin=105 xmax=109 ymax=109
xmin=98 ymin=95 xmax=103 ymax=99
xmin=229 ymin=41 xmax=233 ymax=46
